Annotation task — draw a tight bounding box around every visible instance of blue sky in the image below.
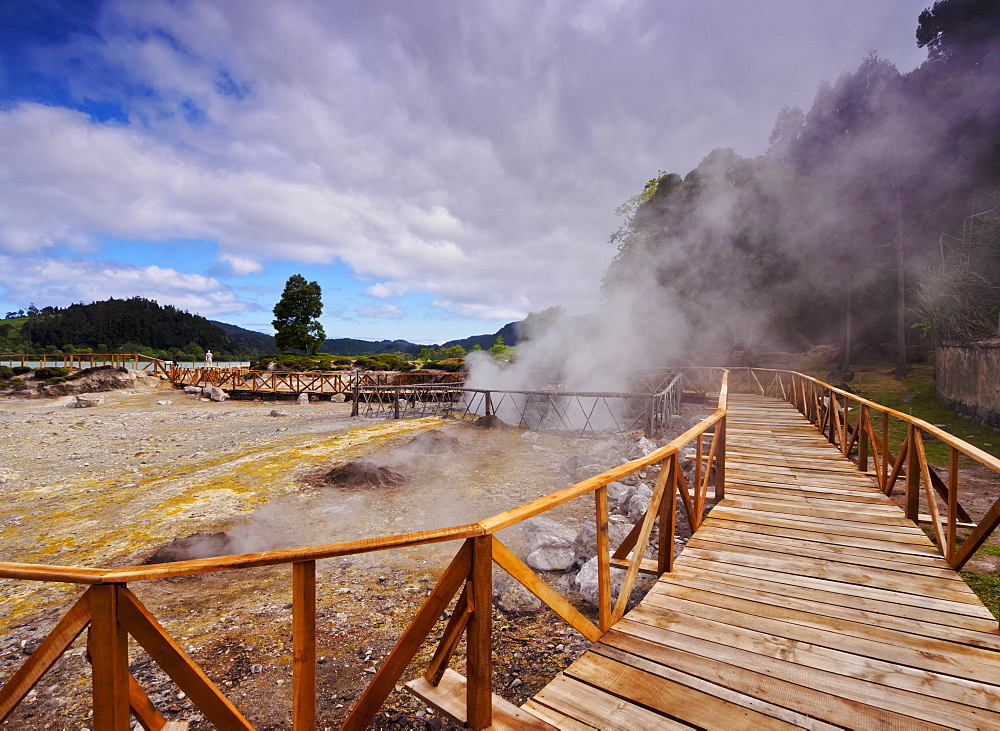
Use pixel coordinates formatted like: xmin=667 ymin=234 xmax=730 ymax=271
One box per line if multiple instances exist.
xmin=0 ymin=0 xmax=929 ymax=343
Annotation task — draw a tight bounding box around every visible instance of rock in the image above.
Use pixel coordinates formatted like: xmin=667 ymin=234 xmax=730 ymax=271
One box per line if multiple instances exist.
xmin=627 ymin=484 xmax=654 ymax=522
xmin=522 ymin=517 xmax=578 ymax=571
xmin=628 ymin=437 xmax=658 ymax=460
xmin=572 ymin=515 xmax=633 ymax=565
xmin=156 ymin=400 xmax=171 ymax=406
xmin=492 ymin=572 xmax=541 ymax=614
xmin=183 ymin=386 xmax=202 ymax=394
xmin=606 ymin=482 xmax=633 ymax=515
xmin=520 ymin=431 xmax=540 ymax=443
xmin=296 ymin=393 xmax=309 ymax=405
xmin=73 ymin=393 xmax=104 ymax=408
xmin=473 ymin=414 xmax=510 ymax=429
xmin=331 ymin=393 xmax=346 ymax=403
xmin=269 ymin=409 xmax=286 ymax=417
xmin=203 ymin=385 xmax=228 ymax=402
xmin=574 ymin=556 xmax=626 ymax=607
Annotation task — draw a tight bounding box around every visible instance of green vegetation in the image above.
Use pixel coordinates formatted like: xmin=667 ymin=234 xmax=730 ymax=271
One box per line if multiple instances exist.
xmin=272 ymin=274 xmax=325 ymax=354
xmin=1 ymin=298 xmax=254 ymax=361
xmin=846 ymin=363 xmax=1000 ymax=466
xmin=961 ymin=571 xmax=1000 ymax=619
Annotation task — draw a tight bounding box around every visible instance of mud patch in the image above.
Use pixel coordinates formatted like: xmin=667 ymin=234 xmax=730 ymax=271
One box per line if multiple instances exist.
xmin=471 ymin=414 xmax=511 ymax=430
xmin=143 ymin=531 xmax=236 ymax=564
xmin=402 ymin=428 xmax=464 ymax=453
xmin=323 ymin=460 xmax=407 ymax=489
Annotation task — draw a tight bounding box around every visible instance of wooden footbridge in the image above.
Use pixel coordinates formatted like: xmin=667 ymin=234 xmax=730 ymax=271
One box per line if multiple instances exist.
xmin=2 ymin=368 xmax=1000 ymax=729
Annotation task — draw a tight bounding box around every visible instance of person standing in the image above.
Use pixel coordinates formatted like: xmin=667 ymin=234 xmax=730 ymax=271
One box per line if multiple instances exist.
xmin=205 ymin=350 xmax=213 ymax=367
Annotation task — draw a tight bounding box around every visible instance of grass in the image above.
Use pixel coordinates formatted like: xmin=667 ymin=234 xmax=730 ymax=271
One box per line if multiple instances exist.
xmin=839 ymin=362 xmax=1000 ymax=466
xmin=960 ymin=572 xmax=1000 ymax=619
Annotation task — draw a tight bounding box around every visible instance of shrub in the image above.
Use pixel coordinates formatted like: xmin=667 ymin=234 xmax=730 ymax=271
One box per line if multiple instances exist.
xmin=34 ymin=367 xmax=70 ymax=380
xmin=370 ymin=353 xmax=405 ymax=370
xmin=0 ymin=366 xmax=12 ymax=379
xmin=11 ymin=381 xmax=26 ymax=390
xmin=12 ymin=366 xmax=30 ymax=375
xmin=0 ymin=380 xmax=7 ymax=389
xmin=353 ymin=357 xmax=388 ymax=371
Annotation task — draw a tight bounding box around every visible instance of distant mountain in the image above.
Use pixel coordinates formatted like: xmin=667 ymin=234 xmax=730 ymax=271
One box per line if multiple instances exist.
xmin=209 ymin=320 xmax=278 ymax=353
xmin=2 ymin=297 xmax=522 ymax=359
xmin=442 ymin=321 xmax=519 ymax=352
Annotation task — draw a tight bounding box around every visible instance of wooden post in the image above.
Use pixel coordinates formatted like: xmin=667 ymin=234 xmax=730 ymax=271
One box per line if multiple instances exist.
xmin=293 ymin=561 xmax=316 ymax=730
xmin=644 ymin=396 xmax=654 ymax=437
xmin=350 ymin=384 xmax=360 ymax=417
xmin=484 ymin=391 xmax=493 ymax=417
xmin=859 ymin=405 xmax=869 ymax=472
xmin=466 ymin=536 xmax=492 ymax=730
xmin=715 ymin=417 xmax=726 ymax=501
xmin=658 ymin=458 xmax=677 ymax=573
xmin=88 ymin=584 xmax=130 ymax=730
xmin=947 ymin=447 xmax=959 ymax=561
xmin=595 ymin=486 xmax=612 ymax=632
xmin=905 ymin=425 xmax=920 ymax=521
xmin=394 ymin=386 xmax=401 ymax=419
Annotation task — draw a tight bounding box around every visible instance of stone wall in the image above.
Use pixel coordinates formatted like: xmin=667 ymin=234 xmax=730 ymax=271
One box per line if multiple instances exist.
xmin=936 ymin=341 xmax=1000 ymax=428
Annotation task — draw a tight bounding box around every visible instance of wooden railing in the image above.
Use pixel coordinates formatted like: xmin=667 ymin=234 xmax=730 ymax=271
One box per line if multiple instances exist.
xmin=171 ymin=367 xmax=465 ymax=396
xmin=733 ymin=367 xmax=1000 ymax=570
xmin=0 ymin=353 xmax=173 ymax=377
xmin=0 ymin=369 xmax=728 ymax=729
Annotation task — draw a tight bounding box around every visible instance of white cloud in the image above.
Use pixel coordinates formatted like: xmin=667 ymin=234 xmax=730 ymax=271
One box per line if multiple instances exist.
xmin=356 ymin=303 xmax=405 ymax=320
xmin=0 ymin=256 xmax=252 ymax=315
xmin=0 ymin=0 xmax=930 ymax=331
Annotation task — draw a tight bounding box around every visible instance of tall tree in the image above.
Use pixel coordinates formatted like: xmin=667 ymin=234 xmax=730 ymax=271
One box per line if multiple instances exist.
xmin=272 ymin=274 xmax=325 ymax=354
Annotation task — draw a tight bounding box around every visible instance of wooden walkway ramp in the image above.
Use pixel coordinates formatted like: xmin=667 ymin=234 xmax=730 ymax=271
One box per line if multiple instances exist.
xmin=523 ymin=393 xmax=1000 ymax=729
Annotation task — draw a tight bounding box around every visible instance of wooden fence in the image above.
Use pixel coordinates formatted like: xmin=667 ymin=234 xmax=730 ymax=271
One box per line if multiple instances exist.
xmin=0 ymin=353 xmax=172 ymax=376
xmin=732 ymin=367 xmax=1000 ymax=570
xmin=3 ymin=366 xmax=999 ymax=728
xmin=0 ymin=369 xmax=727 ymax=729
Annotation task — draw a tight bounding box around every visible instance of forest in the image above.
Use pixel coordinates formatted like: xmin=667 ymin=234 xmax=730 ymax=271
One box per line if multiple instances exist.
xmin=0 ymin=298 xmax=255 ymax=362
xmin=604 ymin=0 xmax=1000 ymax=376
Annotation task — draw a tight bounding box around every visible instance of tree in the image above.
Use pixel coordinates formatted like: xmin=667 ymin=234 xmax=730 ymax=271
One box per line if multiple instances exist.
xmin=442 ymin=345 xmax=466 ymax=359
xmin=272 ymin=274 xmax=325 ymax=354
xmin=489 ymin=336 xmax=508 ymax=359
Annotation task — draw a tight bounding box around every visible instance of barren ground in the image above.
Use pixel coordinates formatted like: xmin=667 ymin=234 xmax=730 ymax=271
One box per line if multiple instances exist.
xmin=0 ymin=376 xmax=643 ymax=729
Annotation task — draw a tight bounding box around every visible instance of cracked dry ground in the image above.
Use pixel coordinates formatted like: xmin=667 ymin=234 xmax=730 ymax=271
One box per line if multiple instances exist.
xmin=0 ymin=383 xmax=616 ymax=729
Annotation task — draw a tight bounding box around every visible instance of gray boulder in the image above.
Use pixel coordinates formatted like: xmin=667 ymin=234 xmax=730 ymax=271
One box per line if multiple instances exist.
xmin=627 ymin=484 xmax=654 ymax=522
xmin=493 ymin=572 xmax=541 ymax=614
xmin=203 ymin=385 xmax=228 ymax=402
xmin=330 ymin=393 xmax=346 ymax=403
xmin=574 ymin=556 xmax=626 ymax=608
xmin=572 ymin=515 xmax=634 ymax=566
xmin=296 ymin=393 xmax=309 ymax=405
xmin=629 ymin=437 xmax=658 ymax=460
xmin=73 ymin=393 xmax=103 ymax=408
xmin=522 ymin=517 xmax=578 ymax=572
xmin=183 ymin=386 xmax=203 ymax=394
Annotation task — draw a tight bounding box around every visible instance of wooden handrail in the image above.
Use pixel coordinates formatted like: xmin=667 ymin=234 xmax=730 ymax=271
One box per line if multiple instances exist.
xmin=0 ymin=367 xmax=731 ymax=729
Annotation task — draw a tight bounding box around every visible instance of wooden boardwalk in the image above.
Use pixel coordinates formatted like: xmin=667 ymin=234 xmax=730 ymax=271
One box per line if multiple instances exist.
xmin=523 ymin=393 xmax=1000 ymax=729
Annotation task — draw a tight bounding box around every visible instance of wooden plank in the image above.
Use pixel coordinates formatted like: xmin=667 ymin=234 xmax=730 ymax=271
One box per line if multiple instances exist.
xmin=591 ymin=641 xmax=843 ymax=729
xmin=405 ymin=669 xmax=556 ymax=730
xmin=600 ymin=628 xmax=949 ymax=730
xmin=617 ymin=610 xmax=1000 ymax=720
xmin=520 ymin=699 xmax=596 ymax=730
xmin=467 ymin=535 xmax=493 ymax=729
xmin=634 ymin=591 xmax=1000 ymax=685
xmin=679 ymin=553 xmax=996 ymax=620
xmin=651 ymin=570 xmax=1000 ymax=650
xmin=564 ymin=652 xmax=799 ymax=729
xmin=708 ymin=506 xmax=934 ymax=545
xmin=687 ymin=533 xmax=964 ymax=582
xmin=527 ymin=674 xmax=688 ymax=730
